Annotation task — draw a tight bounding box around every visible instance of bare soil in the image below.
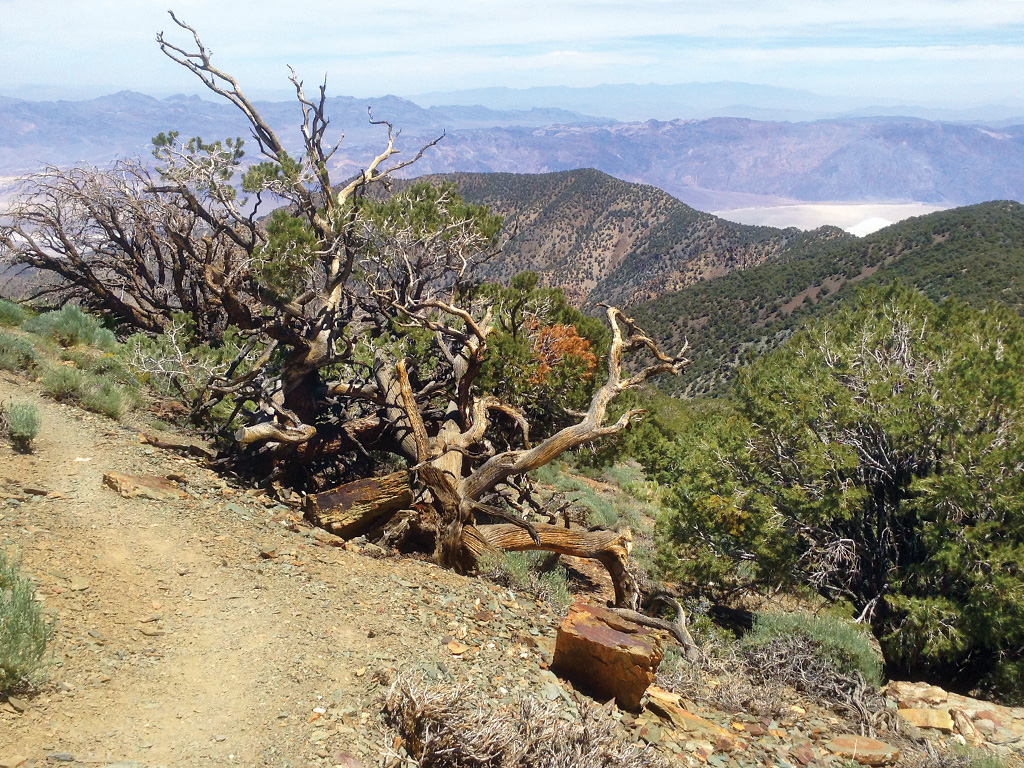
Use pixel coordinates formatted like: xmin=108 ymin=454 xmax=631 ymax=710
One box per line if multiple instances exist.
xmin=0 ymin=372 xmax=564 ymax=767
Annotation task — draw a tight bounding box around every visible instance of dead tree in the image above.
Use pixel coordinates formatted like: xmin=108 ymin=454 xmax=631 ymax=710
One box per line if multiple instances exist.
xmin=0 ymin=13 xmax=689 ymax=608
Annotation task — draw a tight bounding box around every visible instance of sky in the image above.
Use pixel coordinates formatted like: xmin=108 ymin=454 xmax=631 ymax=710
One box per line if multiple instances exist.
xmin=1 ymin=0 xmax=1024 ymax=106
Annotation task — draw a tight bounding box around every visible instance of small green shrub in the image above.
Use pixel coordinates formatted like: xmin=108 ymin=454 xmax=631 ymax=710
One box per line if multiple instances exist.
xmin=479 ymin=550 xmax=572 ymax=610
xmin=0 ymin=332 xmax=38 ymax=372
xmin=23 ymin=305 xmax=106 ymax=348
xmin=743 ymin=611 xmax=883 ymax=687
xmin=0 ymin=300 xmax=28 ymax=328
xmin=41 ymin=365 xmax=84 ymax=401
xmin=4 ymin=402 xmax=40 ymax=452
xmin=0 ymin=549 xmax=53 ymax=693
xmin=79 ymin=378 xmax=139 ymax=420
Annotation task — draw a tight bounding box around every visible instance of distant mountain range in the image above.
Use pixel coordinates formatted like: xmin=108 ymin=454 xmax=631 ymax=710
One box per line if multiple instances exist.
xmin=2 ymin=90 xmax=1023 ymax=213
xmin=0 ymin=90 xmax=604 ymax=176
xmin=411 ymin=82 xmax=1024 ymax=125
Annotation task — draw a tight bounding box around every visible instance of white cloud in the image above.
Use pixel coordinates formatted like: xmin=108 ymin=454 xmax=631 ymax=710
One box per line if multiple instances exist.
xmin=1 ymin=0 xmax=1023 ymax=101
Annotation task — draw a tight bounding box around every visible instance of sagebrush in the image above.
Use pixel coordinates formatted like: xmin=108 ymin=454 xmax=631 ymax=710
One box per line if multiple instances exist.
xmin=0 ymin=549 xmax=53 ymax=693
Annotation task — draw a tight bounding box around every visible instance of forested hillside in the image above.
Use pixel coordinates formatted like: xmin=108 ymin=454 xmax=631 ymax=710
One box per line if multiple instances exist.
xmin=630 ymin=200 xmax=1024 ymax=393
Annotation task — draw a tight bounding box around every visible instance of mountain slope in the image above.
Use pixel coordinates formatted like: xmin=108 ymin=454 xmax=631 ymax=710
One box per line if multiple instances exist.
xmin=629 ymin=200 xmax=1024 ymax=394
xmin=411 ymin=169 xmax=845 ymax=306
xmin=400 ymin=118 xmax=1024 ymax=209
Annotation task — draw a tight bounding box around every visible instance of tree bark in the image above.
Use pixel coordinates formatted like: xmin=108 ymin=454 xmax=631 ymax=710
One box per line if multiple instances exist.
xmin=305 ymin=470 xmax=413 ymax=538
xmin=460 ymin=523 xmax=640 ymax=609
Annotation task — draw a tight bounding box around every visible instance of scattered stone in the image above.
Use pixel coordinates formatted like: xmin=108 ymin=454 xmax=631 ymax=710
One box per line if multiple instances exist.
xmin=552 ymin=600 xmax=664 ymax=712
xmin=259 ymin=547 xmax=277 ymax=559
xmin=23 ymin=486 xmax=50 ymax=496
xmin=0 ymin=755 xmax=27 ymax=768
xmin=46 ymin=753 xmax=74 ymax=763
xmin=952 ymin=709 xmax=984 ymax=744
xmin=644 ymin=687 xmax=735 ymax=750
xmin=6 ymin=696 xmax=28 ymax=713
xmin=826 ymin=735 xmax=900 ymax=766
xmin=102 ymin=471 xmax=189 ymax=501
xmin=898 ymin=708 xmax=954 ymax=732
xmin=139 ymin=613 xmax=163 ymax=623
xmin=139 ymin=627 xmax=166 ymax=637
xmin=976 ymin=719 xmax=997 ymax=735
xmin=447 ymin=640 xmax=470 ymax=655
xmin=330 ymin=753 xmax=364 ymax=768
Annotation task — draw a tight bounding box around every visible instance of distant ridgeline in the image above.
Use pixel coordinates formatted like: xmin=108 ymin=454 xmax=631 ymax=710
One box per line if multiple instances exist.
xmin=403 ymin=172 xmax=1024 ymax=396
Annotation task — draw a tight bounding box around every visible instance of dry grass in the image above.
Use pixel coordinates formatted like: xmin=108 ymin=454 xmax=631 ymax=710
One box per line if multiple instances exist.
xmin=381 ymin=672 xmax=668 ymax=768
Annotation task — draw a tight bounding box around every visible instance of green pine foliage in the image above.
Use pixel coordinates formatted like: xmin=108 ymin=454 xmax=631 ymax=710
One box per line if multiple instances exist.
xmin=632 ymin=201 xmax=1024 ymax=395
xmin=656 ymin=284 xmax=1024 ymax=703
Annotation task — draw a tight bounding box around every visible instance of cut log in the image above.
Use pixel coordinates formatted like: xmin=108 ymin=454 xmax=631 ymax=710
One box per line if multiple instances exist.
xmin=305 ymin=470 xmax=413 ymax=539
xmin=461 ymin=523 xmax=640 ymax=609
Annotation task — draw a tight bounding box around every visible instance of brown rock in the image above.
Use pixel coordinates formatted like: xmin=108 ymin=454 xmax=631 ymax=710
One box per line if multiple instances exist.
xmin=644 ymin=686 xmax=736 ymax=750
xmin=0 ymin=756 xmax=28 ymax=768
xmin=102 ymin=471 xmax=189 ymax=501
xmin=552 ymin=601 xmax=664 ymax=711
xmin=976 ymin=710 xmax=1005 ymax=728
xmin=791 ymin=743 xmax=817 ymax=766
xmin=826 ymin=735 xmax=900 ymax=766
xmin=898 ymin=708 xmax=954 ymax=732
xmin=952 ymin=709 xmax=984 ymax=744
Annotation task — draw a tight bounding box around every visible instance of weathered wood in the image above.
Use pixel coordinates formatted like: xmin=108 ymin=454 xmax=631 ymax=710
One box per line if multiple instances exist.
xmin=461 ymin=523 xmax=640 ymax=609
xmin=305 ymin=470 xmax=413 ymax=539
xmin=138 ymin=432 xmax=215 ymax=460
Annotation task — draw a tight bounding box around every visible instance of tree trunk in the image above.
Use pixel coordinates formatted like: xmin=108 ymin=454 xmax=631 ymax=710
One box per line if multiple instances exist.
xmin=460 ymin=523 xmax=640 ymax=610
xmin=305 ymin=470 xmax=413 ymax=538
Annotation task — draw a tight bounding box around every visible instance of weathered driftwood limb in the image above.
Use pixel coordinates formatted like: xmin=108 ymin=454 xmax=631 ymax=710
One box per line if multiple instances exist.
xmin=461 ymin=523 xmax=640 ymax=610
xmin=304 ymin=470 xmax=413 ymax=538
xmin=235 ymin=421 xmax=317 ymax=446
xmin=137 ymin=432 xmax=215 ymax=460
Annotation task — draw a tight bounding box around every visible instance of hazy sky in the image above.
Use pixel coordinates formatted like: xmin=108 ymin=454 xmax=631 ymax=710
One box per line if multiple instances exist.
xmin=2 ymin=0 xmax=1023 ymax=104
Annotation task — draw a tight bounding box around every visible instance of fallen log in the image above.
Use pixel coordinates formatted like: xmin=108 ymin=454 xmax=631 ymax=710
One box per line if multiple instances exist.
xmin=461 ymin=522 xmax=640 ymax=610
xmin=304 ymin=470 xmax=413 ymax=539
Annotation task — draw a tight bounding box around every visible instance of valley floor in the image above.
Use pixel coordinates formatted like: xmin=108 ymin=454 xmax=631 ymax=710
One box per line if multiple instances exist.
xmin=713 ymin=201 xmax=949 ymax=235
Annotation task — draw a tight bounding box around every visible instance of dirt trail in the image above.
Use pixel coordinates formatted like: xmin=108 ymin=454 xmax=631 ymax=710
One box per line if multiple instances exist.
xmin=0 ymin=372 xmax=490 ymax=767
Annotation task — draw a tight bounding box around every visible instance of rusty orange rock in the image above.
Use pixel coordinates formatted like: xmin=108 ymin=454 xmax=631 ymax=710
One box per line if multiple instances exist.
xmin=102 ymin=471 xmax=189 ymax=500
xmin=551 ymin=600 xmax=663 ymax=711
xmin=826 ymin=735 xmax=900 ymax=766
xmin=898 ymin=707 xmax=954 ymax=732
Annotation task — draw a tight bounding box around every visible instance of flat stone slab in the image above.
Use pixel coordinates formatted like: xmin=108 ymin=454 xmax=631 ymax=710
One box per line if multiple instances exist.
xmin=826 ymin=735 xmax=900 ymax=766
xmin=899 ymin=707 xmax=954 ymax=732
xmin=103 ymin=471 xmax=189 ymax=501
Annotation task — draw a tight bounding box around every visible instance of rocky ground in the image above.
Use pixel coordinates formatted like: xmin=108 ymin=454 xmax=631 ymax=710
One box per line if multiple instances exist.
xmin=1 ymin=370 xmax=1023 ymax=768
